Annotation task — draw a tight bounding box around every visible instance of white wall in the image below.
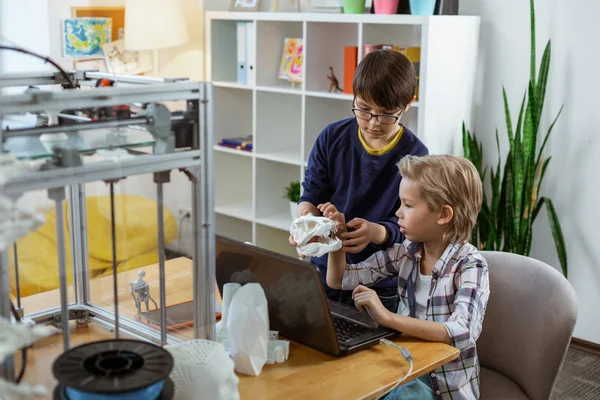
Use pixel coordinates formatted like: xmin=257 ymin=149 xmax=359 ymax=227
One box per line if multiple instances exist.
xmin=459 ymin=0 xmax=600 ymax=344
xmin=0 ymin=0 xmax=51 ymax=73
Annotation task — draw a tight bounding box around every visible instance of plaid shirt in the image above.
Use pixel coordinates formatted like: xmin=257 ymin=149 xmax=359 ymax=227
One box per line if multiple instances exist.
xmin=341 ymin=240 xmax=490 ymax=400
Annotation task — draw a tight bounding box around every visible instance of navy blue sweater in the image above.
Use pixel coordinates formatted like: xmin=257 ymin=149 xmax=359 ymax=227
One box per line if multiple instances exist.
xmin=300 ymin=117 xmax=429 ymax=288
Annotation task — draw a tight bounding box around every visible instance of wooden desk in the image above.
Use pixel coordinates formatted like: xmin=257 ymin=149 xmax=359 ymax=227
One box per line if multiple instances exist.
xmin=20 ymin=257 xmax=459 ymax=400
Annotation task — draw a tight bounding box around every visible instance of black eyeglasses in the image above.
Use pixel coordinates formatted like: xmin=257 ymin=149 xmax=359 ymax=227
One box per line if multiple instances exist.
xmin=351 ymin=108 xmax=403 ymax=125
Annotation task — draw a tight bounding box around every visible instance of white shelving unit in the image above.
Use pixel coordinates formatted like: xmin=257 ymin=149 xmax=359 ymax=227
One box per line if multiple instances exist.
xmin=205 ymin=11 xmax=480 ymax=258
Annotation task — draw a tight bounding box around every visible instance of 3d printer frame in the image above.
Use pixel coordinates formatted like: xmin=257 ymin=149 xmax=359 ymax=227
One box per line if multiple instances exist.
xmin=0 ymin=71 xmax=216 ymax=380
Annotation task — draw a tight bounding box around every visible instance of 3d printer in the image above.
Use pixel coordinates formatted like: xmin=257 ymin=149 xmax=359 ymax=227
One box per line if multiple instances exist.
xmin=0 ymin=67 xmax=216 ymax=397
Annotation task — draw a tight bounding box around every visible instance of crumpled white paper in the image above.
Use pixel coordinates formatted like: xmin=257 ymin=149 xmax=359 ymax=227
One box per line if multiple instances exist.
xmin=226 ymin=283 xmax=269 ymax=376
xmin=0 ymin=316 xmax=55 ymax=399
xmin=289 ymin=213 xmax=342 ymax=258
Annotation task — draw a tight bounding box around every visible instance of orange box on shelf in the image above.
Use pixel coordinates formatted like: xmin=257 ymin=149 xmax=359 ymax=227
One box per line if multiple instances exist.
xmin=343 ymin=46 xmax=358 ymax=95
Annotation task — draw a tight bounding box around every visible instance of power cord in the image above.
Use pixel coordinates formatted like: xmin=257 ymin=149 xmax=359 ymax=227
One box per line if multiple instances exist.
xmin=376 ymin=338 xmax=414 ymax=400
xmin=9 ymin=300 xmax=27 ymax=384
xmin=0 ymin=45 xmax=76 ymax=89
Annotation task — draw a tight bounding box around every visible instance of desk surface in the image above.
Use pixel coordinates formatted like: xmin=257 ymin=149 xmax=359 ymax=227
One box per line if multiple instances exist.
xmin=20 ymin=257 xmax=460 ymax=400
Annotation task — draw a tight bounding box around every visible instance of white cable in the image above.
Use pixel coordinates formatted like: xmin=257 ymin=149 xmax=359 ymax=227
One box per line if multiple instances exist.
xmin=376 ymin=338 xmax=415 ymax=400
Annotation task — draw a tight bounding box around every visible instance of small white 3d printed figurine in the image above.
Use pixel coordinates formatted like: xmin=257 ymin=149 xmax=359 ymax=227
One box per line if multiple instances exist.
xmin=130 ymin=270 xmax=157 ymax=315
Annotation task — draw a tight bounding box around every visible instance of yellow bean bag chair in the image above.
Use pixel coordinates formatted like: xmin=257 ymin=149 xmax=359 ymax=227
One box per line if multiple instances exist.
xmin=8 ymin=194 xmax=178 ymax=297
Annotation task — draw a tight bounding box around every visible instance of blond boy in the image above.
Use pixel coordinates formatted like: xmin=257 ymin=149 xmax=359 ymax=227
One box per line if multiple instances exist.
xmin=320 ymin=154 xmax=490 ymax=400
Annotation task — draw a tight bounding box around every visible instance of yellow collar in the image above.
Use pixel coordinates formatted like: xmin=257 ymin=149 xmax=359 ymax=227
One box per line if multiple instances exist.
xmin=358 ymin=125 xmax=404 ymax=156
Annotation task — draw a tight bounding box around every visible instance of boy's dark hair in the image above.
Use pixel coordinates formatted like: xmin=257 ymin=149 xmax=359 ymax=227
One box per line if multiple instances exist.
xmin=352 ymin=49 xmax=417 ymax=110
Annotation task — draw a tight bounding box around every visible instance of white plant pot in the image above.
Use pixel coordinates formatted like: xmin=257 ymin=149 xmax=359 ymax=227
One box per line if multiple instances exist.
xmin=290 ymin=201 xmax=297 ymax=221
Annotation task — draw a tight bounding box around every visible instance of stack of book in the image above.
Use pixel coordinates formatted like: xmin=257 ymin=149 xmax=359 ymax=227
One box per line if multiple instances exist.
xmin=217 ymin=135 xmax=253 ymax=152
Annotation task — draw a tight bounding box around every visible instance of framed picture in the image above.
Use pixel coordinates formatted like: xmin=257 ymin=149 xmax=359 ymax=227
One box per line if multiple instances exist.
xmin=62 ymin=17 xmax=112 ymax=58
xmin=278 ymin=38 xmax=304 ymax=82
xmin=230 ymin=0 xmax=261 ymax=11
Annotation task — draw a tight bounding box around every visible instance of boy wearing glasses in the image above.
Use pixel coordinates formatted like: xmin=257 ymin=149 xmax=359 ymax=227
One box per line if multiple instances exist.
xmin=290 ymin=49 xmax=428 ymax=311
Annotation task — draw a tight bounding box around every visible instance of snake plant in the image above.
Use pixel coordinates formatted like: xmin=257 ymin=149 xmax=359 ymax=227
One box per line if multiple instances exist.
xmin=463 ymin=0 xmax=568 ymax=277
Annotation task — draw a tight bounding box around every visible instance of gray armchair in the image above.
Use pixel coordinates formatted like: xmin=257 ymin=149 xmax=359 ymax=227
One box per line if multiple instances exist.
xmin=478 ymin=251 xmax=578 ymax=400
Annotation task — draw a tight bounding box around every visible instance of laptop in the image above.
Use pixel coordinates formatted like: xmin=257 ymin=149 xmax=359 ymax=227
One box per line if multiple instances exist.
xmin=215 ymin=235 xmax=398 ymax=356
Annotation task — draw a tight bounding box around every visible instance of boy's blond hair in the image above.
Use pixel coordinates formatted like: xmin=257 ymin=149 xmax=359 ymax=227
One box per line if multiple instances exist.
xmin=397 ymin=155 xmax=482 ymax=244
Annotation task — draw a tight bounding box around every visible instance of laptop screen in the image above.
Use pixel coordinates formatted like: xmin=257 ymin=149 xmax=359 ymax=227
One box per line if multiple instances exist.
xmin=215 ymin=236 xmax=339 ymax=354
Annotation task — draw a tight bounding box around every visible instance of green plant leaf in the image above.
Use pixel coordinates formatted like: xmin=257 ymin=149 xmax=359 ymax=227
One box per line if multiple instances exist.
xmin=512 ymin=93 xmax=527 ymax=250
xmin=503 ymin=158 xmax=514 ymax=252
xmin=531 ymin=157 xmax=552 ymax=222
xmin=543 ymin=197 xmax=568 ymax=277
xmin=535 ymin=41 xmax=552 ymax=131
xmin=530 ymin=0 xmax=537 ymax=85
xmin=462 ymin=122 xmax=469 ymax=158
xmin=503 ymin=87 xmax=515 ymax=147
xmin=284 ymin=181 xmax=301 ymax=202
xmin=536 ymin=105 xmax=563 ymax=167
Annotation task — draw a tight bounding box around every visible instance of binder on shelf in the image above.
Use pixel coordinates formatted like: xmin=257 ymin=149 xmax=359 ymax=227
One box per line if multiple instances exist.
xmin=236 ymin=22 xmax=247 ymax=85
xmin=343 ymin=46 xmax=357 ymax=95
xmin=245 ymin=22 xmax=256 ymax=86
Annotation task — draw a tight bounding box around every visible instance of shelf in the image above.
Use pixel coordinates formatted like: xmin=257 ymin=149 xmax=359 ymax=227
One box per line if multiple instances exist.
xmin=255 ymin=91 xmax=301 ymax=157
xmin=361 ymin=23 xmax=422 ymax=50
xmin=255 ymin=211 xmax=293 ymax=232
xmin=209 ymin=20 xmax=239 ymax=83
xmin=255 ymin=148 xmax=302 ymax=166
xmin=215 ymin=214 xmax=253 ymax=243
xmin=255 ymin=224 xmax=298 ymax=259
xmin=256 ymin=20 xmax=303 ymax=89
xmin=305 ymin=22 xmax=358 ymax=93
xmin=213 ymin=81 xmax=253 ymax=90
xmin=255 ymin=158 xmax=301 ymax=220
xmin=256 ymin=85 xmax=302 ymax=95
xmin=214 ymin=151 xmax=253 ymax=220
xmin=206 ymin=11 xmax=481 ymax=25
xmin=214 ymin=144 xmax=253 ymax=158
xmin=213 ymin=86 xmax=252 ymax=146
xmin=304 ymin=90 xmax=354 ymax=101
xmin=215 ymin=203 xmax=253 ymax=222
xmin=207 ymin=11 xmax=481 ymax=257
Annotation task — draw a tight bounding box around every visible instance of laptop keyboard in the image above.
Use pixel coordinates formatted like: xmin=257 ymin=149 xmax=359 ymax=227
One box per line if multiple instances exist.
xmin=333 ymin=317 xmax=375 ymax=343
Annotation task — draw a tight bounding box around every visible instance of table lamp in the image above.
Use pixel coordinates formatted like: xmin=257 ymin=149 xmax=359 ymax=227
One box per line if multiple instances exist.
xmin=124 ymin=0 xmax=190 ymax=75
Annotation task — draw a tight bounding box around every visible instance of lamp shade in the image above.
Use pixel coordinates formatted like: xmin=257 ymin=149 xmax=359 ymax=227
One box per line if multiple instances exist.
xmin=124 ymin=0 xmax=190 ymax=51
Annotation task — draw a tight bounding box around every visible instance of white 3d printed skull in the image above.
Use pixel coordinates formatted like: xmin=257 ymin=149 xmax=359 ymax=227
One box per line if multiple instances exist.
xmin=289 ymin=213 xmax=342 ymax=258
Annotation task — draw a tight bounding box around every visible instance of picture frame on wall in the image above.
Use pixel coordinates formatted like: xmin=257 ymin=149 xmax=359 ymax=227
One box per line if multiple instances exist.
xmin=229 ymin=0 xmax=261 ymax=11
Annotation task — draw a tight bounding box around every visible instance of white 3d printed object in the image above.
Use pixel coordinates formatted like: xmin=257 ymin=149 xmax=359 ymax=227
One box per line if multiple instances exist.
xmin=166 ymin=339 xmax=240 ymax=400
xmin=289 ymin=213 xmax=342 ymax=257
xmin=226 ymin=283 xmax=269 ymax=376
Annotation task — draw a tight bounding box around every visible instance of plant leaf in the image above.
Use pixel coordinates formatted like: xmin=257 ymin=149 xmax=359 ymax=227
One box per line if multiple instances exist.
xmin=503 ymin=87 xmax=515 ymax=147
xmin=535 ymin=41 xmax=552 ymax=131
xmin=536 ymin=105 xmax=563 ymax=167
xmin=530 ymin=0 xmax=537 ymax=85
xmin=512 ymin=93 xmax=527 ymax=250
xmin=543 ymin=197 xmax=568 ymax=277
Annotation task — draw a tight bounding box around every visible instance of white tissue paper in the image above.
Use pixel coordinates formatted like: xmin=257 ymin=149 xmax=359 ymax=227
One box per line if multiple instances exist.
xmin=289 ymin=213 xmax=342 ymax=258
xmin=226 ymin=283 xmax=269 ymax=376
